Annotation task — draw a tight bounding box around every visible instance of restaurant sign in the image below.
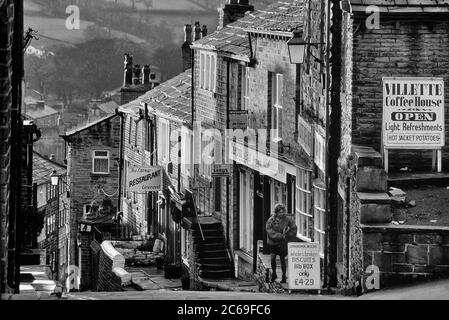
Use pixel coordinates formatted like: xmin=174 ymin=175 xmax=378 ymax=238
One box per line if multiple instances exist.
xmin=127 ymin=166 xmax=162 ymax=193
xmin=383 ymin=77 xmax=445 ymax=148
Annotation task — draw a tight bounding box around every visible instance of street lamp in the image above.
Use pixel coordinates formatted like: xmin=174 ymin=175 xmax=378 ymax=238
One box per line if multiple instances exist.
xmin=287 ymin=35 xmax=307 ymax=64
xmin=50 ymin=169 xmax=59 ymax=186
xmin=287 ymin=31 xmax=325 ymax=65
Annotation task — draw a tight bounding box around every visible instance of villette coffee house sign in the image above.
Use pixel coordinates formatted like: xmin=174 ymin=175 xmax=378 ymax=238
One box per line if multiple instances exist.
xmin=382 ymin=77 xmax=445 ymax=171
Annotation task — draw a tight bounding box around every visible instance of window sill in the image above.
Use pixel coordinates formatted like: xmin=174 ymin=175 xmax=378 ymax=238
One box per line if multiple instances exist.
xmin=90 ymin=172 xmax=110 ymax=177
xmin=296 ymin=234 xmax=312 ymax=242
xmin=197 ymin=88 xmax=216 ymax=98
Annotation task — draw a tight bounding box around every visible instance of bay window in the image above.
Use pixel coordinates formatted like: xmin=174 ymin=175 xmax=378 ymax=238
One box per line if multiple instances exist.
xmin=295 ymin=168 xmax=313 ymax=241
xmin=313 ymin=182 xmax=326 ymax=256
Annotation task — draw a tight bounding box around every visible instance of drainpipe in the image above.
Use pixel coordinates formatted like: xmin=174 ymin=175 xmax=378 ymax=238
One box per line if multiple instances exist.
xmin=117 ymin=109 xmax=125 ymax=213
xmin=323 ymin=0 xmax=331 ymax=290
xmin=225 ymin=59 xmax=231 ymax=250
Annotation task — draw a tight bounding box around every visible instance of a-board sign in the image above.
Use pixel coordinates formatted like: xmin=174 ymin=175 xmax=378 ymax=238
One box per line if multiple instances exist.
xmin=127 ymin=166 xmax=162 ymax=193
xmin=287 ymin=242 xmax=321 ymax=290
xmin=382 ymin=77 xmax=445 ymax=149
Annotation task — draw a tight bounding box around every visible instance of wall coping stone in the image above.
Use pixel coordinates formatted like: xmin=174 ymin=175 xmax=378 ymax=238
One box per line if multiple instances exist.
xmin=101 ymin=241 xmax=126 ymax=269
xmin=352 ymin=145 xmax=383 ymax=168
xmin=362 ymin=224 xmax=449 ymax=233
xmin=112 ymin=267 xmax=132 ymax=285
xmin=357 ymin=192 xmax=391 ymax=204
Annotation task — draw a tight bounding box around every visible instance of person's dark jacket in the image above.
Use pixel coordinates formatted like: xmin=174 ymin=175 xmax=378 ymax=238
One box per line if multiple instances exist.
xmin=266 ymin=214 xmax=298 ymax=246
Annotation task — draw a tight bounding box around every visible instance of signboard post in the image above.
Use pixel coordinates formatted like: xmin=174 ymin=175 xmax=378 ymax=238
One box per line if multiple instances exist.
xmin=382 ymin=77 xmax=445 ymax=172
xmin=127 ymin=166 xmax=162 ymax=193
xmin=287 ymin=242 xmax=321 ymax=292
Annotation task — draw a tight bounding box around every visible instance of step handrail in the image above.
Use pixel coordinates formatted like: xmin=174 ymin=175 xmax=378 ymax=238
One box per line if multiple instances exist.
xmin=190 ymin=192 xmax=205 ymax=241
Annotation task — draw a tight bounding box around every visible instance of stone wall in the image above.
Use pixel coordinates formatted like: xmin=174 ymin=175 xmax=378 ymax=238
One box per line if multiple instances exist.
xmin=363 ymin=225 xmax=449 ymax=289
xmin=0 ymin=0 xmax=14 ymax=294
xmin=96 ymin=241 xmax=131 ymax=292
xmin=254 ymin=254 xmax=284 ymax=294
xmin=350 ymin=17 xmax=449 ymax=170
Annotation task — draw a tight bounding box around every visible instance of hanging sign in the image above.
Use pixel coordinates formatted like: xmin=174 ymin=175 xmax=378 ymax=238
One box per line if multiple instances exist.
xmin=229 ymin=110 xmax=248 ymax=130
xmin=212 ymin=164 xmax=231 ymax=177
xmin=382 ymin=77 xmax=445 ymax=149
xmin=127 ymin=166 xmax=162 ymax=193
xmin=287 ymin=242 xmax=321 ymax=290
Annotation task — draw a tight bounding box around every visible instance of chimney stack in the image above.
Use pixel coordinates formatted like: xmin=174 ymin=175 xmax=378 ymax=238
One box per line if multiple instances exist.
xmin=182 ymin=24 xmax=193 ymax=72
xmin=50 ymin=154 xmax=56 ymax=161
xmin=218 ymin=0 xmax=253 ymax=30
xmin=202 ymin=25 xmax=208 ymax=38
xmin=37 ymin=100 xmax=45 ymax=110
xmin=142 ymin=65 xmax=151 ymax=85
xmin=124 ymin=53 xmax=133 ymax=86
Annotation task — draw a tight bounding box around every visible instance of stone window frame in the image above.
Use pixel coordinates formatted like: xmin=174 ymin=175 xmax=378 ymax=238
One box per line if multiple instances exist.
xmin=296 ymin=167 xmax=313 ymax=242
xmin=241 ymin=66 xmax=250 ymax=110
xmin=239 ymin=170 xmax=254 ymax=254
xmin=180 ymin=126 xmax=193 ymax=177
xmin=199 ymin=129 xmax=214 ymax=180
xmin=199 ymin=51 xmax=217 ymax=92
xmin=313 ymin=181 xmax=326 ymax=257
xmin=92 ymin=150 xmax=110 ymax=175
xmin=157 ymin=118 xmax=170 ymax=164
xmin=271 ymin=73 xmax=284 ymax=143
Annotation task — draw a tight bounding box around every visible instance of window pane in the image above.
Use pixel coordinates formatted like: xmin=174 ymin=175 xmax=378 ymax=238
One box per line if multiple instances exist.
xmin=94 ymin=158 xmax=108 ymax=173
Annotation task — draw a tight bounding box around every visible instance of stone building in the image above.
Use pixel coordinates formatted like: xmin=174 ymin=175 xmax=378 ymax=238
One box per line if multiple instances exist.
xmin=61 ymin=114 xmax=121 ymax=289
xmin=33 ymin=151 xmax=68 ymax=282
xmin=118 ymin=68 xmax=194 ymax=267
xmin=335 ymin=0 xmax=449 ymax=294
xmin=190 ymin=0 xmax=331 ymax=290
xmin=0 ymin=0 xmax=26 ymax=294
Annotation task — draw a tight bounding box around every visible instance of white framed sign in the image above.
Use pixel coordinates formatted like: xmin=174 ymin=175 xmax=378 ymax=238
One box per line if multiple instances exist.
xmin=287 ymin=242 xmax=321 ymax=290
xmin=382 ymin=77 xmax=445 ymax=149
xmin=127 ymin=166 xmax=162 ymax=193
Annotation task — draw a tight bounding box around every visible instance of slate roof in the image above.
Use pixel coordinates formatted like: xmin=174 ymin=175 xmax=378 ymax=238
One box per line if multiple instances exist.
xmin=33 ymin=151 xmax=66 ymax=186
xmin=62 ymin=113 xmax=118 ymax=138
xmin=97 ymin=100 xmax=119 ymax=114
xmin=192 ymin=1 xmax=304 ymax=60
xmin=24 ymin=104 xmax=59 ymax=120
xmin=119 ymin=69 xmax=192 ymax=125
xmin=345 ymin=0 xmax=449 ymax=12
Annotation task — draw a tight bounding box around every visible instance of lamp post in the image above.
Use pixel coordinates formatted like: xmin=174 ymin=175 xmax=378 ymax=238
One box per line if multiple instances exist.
xmin=50 ymin=169 xmax=60 ymax=281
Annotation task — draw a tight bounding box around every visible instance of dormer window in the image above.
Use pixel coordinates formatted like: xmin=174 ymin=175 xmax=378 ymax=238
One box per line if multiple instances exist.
xmin=199 ymin=52 xmax=216 ymax=92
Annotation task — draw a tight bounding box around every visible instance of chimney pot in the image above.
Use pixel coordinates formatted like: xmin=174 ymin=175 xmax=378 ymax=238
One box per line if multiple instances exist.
xmin=50 ymin=154 xmax=56 ymax=161
xmin=133 ymin=64 xmax=141 ymax=85
xmin=202 ymin=25 xmax=208 ymax=38
xmin=124 ymin=53 xmax=134 ymax=86
xmin=143 ymin=65 xmax=151 ymax=85
xmin=194 ymin=22 xmax=202 ymax=41
xmin=184 ymin=24 xmax=193 ymax=43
